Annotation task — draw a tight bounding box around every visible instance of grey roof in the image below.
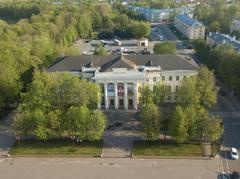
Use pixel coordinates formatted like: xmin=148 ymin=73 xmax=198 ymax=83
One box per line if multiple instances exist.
xmin=208 ymin=32 xmax=240 ymax=52
xmin=48 ymin=54 xmax=198 ymax=72
xmin=175 ymin=14 xmax=204 ymax=27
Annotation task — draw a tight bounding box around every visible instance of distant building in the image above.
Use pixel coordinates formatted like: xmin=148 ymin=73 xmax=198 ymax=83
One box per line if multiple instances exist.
xmin=230 ymin=19 xmax=240 ymax=33
xmin=48 ymin=54 xmax=198 ymax=110
xmin=129 ymin=5 xmax=194 ymax=23
xmin=174 ymin=14 xmax=205 ymax=39
xmin=207 ymin=32 xmax=240 ymax=53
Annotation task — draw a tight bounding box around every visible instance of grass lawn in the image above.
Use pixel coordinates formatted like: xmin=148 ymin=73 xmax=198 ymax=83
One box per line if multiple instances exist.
xmin=9 ymin=139 xmax=102 ymax=156
xmin=132 ymin=140 xmax=204 ymax=157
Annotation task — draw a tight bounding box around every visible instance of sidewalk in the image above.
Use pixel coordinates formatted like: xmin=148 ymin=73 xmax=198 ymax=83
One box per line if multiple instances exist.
xmin=0 ymin=113 xmax=15 ymax=157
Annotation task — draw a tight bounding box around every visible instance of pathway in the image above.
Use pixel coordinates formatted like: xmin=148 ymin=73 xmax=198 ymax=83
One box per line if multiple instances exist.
xmin=102 ymin=110 xmax=142 ymax=158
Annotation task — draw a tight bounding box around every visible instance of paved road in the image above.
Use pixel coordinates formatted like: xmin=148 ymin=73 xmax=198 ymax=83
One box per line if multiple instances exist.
xmin=0 ymin=157 xmax=220 ymax=179
xmin=211 ymin=94 xmax=240 ymax=174
xmin=0 ymin=113 xmax=15 ymax=157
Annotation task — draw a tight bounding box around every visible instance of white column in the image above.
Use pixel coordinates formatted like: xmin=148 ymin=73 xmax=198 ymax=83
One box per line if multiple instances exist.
xmin=104 ymin=83 xmax=109 ymax=109
xmin=114 ymin=83 xmax=118 ymax=109
xmin=124 ymin=83 xmax=128 ymax=110
xmin=133 ymin=83 xmax=138 ymax=110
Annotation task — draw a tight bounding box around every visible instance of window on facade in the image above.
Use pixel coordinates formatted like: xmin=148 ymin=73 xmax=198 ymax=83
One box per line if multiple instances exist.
xmin=175 ymin=96 xmax=178 ymax=100
xmin=175 ymin=85 xmax=179 ymax=92
xmin=153 ymin=77 xmax=157 ymax=82
xmin=168 ymin=86 xmax=172 ymax=92
xmin=176 ymin=76 xmax=179 ymax=81
xmin=146 ymin=79 xmax=149 ymax=82
xmin=162 ymin=76 xmax=165 ymax=81
xmin=167 ymin=96 xmax=171 ymax=100
xmin=169 ymin=76 xmax=172 ymax=81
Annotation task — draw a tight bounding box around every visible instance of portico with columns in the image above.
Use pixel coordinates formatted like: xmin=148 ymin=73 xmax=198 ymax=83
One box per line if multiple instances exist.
xmin=94 ymin=68 xmax=145 ymax=110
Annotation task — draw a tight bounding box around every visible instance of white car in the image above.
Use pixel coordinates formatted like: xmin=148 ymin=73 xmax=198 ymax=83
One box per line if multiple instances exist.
xmin=230 ymin=148 xmax=239 ymax=160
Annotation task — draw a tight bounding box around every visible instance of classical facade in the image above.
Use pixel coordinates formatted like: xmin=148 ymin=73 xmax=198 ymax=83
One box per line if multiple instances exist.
xmin=48 ymin=54 xmax=198 ymax=110
xmin=174 ymin=14 xmax=205 ymax=40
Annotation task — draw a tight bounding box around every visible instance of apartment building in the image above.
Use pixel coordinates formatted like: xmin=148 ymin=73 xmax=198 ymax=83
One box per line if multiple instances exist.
xmin=174 ymin=14 xmax=205 ymax=39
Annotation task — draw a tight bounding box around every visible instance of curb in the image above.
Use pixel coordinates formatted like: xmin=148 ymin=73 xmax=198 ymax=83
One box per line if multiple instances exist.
xmin=131 ymin=155 xmax=212 ymax=160
xmin=7 ymin=154 xmax=101 ymax=158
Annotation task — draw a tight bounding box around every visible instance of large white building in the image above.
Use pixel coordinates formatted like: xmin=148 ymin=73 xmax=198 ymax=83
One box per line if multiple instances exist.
xmin=174 ymin=14 xmax=205 ymax=39
xmin=48 ymin=54 xmax=198 ymax=110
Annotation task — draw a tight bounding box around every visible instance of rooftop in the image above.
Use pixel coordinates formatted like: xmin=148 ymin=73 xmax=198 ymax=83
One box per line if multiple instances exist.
xmin=48 ymin=54 xmax=198 ymax=73
xmin=175 ymin=14 xmax=204 ymax=27
xmin=208 ymin=32 xmax=240 ymax=52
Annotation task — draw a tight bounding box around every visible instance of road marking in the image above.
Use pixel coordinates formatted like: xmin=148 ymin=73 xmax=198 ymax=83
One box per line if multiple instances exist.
xmin=220 ymin=159 xmax=224 ymax=173
xmin=224 ymin=149 xmax=230 ymax=174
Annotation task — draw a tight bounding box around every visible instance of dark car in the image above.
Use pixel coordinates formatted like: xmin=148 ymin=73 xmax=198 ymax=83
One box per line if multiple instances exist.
xmin=219 ymin=89 xmax=228 ymax=96
xmin=232 ymin=171 xmax=240 ymax=179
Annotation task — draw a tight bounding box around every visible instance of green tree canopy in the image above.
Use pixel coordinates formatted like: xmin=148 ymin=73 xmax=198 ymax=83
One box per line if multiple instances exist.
xmin=153 ymin=42 xmax=176 ymax=54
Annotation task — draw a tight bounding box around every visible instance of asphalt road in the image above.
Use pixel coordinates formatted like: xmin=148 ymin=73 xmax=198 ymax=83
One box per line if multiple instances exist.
xmin=212 ymin=94 xmax=240 ymax=175
xmin=0 ymin=157 xmax=220 ymax=179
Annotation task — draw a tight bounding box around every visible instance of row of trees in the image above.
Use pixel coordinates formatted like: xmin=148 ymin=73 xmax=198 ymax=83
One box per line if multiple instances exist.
xmin=13 ymin=71 xmax=106 ymax=141
xmin=194 ymin=40 xmax=240 ymax=96
xmin=140 ymin=67 xmax=223 ymax=143
xmin=170 ymin=67 xmax=223 ymax=143
xmin=194 ymin=0 xmax=240 ymax=33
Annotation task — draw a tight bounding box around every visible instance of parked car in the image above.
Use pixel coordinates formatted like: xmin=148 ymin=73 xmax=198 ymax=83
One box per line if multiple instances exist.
xmin=219 ymin=89 xmax=228 ymax=96
xmin=230 ymin=148 xmax=239 ymax=160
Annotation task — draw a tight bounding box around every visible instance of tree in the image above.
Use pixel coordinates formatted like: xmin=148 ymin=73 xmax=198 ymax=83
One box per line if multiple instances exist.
xmin=141 ymin=103 xmax=161 ymax=140
xmin=177 ymin=76 xmax=199 ymax=108
xmin=128 ymin=21 xmax=150 ymax=38
xmin=153 ymin=42 xmax=176 ymax=54
xmin=196 ymin=67 xmax=217 ymax=109
xmin=93 ymin=44 xmax=108 ymax=55
xmin=139 ymin=85 xmax=153 ymax=107
xmin=208 ymin=21 xmax=221 ymax=32
xmin=153 ymin=83 xmax=170 ymax=106
xmin=169 ymin=106 xmax=188 ymax=143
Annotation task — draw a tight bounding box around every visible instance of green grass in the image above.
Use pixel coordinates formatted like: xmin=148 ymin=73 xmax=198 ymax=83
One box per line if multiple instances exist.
xmin=132 ymin=140 xmax=203 ymax=157
xmin=9 ymin=139 xmax=102 ymax=156
xmin=168 ymin=25 xmax=189 ymax=41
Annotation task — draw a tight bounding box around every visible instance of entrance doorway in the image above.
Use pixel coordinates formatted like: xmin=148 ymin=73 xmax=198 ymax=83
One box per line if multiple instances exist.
xmin=110 ymin=99 xmax=114 ymax=108
xmin=128 ymin=99 xmax=133 ymax=109
xmin=119 ymin=99 xmax=124 ymax=109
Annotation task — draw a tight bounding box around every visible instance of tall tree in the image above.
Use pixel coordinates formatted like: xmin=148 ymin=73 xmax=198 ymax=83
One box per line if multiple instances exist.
xmin=169 ymin=106 xmax=188 ymax=143
xmin=141 ymin=103 xmax=161 ymax=140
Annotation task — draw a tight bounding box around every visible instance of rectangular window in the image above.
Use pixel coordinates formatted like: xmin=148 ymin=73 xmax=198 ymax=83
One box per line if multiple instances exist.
xmin=153 ymin=77 xmax=157 ymax=82
xmin=162 ymin=76 xmax=165 ymax=81
xmin=169 ymin=76 xmax=172 ymax=81
xmin=176 ymin=76 xmax=180 ymax=81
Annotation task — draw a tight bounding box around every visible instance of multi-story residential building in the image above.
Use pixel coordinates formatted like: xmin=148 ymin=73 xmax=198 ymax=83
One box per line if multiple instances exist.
xmin=48 ymin=54 xmax=198 ymax=110
xmin=129 ymin=6 xmax=194 ymax=23
xmin=207 ymin=32 xmax=240 ymax=53
xmin=230 ymin=19 xmax=240 ymax=33
xmin=174 ymin=14 xmax=205 ymax=39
